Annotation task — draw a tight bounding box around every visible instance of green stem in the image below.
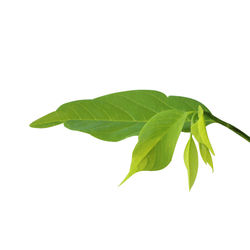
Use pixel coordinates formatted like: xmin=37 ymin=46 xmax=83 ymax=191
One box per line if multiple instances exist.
xmin=205 ymin=112 xmax=250 ymax=143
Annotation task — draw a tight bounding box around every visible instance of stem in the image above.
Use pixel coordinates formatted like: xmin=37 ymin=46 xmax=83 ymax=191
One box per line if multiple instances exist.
xmin=205 ymin=112 xmax=250 ymax=143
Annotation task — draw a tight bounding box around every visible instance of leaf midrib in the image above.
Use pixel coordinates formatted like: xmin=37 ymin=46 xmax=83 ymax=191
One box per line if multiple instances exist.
xmin=65 ymin=119 xmax=148 ymax=123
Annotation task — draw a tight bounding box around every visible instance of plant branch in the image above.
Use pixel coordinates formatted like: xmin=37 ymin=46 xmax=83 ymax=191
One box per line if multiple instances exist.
xmin=205 ymin=112 xmax=250 ymax=143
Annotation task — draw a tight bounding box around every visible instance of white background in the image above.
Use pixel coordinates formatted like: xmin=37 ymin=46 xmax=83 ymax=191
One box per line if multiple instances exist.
xmin=0 ymin=1 xmax=250 ymax=249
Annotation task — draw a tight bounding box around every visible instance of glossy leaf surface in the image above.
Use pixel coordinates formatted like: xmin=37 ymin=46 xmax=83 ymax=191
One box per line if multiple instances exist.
xmin=120 ymin=110 xmax=187 ymax=184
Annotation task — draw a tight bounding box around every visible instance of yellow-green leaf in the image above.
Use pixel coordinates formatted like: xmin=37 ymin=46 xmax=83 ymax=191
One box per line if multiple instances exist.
xmin=199 ymin=143 xmax=214 ymax=171
xmin=191 ymin=106 xmax=215 ymax=155
xmin=184 ymin=135 xmax=199 ymax=190
xmin=120 ymin=110 xmax=187 ymax=184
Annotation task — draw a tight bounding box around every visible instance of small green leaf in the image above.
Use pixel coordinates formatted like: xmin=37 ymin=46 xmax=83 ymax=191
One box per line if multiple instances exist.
xmin=191 ymin=106 xmax=215 ymax=155
xmin=184 ymin=135 xmax=199 ymax=190
xmin=120 ymin=110 xmax=187 ymax=184
xmin=199 ymin=143 xmax=214 ymax=171
xmin=166 ymin=96 xmax=214 ymax=132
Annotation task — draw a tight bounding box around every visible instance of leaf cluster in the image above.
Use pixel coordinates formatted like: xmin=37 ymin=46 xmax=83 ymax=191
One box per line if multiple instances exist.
xmin=30 ymin=90 xmax=249 ymax=190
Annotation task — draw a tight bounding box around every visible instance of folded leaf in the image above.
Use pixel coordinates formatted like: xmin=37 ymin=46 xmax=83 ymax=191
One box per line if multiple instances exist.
xmin=191 ymin=106 xmax=215 ymax=155
xmin=184 ymin=135 xmax=199 ymax=190
xmin=199 ymin=143 xmax=213 ymax=171
xmin=30 ymin=90 xmax=172 ymax=141
xmin=166 ymin=96 xmax=214 ymax=132
xmin=120 ymin=110 xmax=187 ymax=184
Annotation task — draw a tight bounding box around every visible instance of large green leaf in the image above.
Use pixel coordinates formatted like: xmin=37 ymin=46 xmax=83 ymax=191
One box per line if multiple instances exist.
xmin=166 ymin=96 xmax=214 ymax=132
xmin=191 ymin=106 xmax=215 ymax=155
xmin=120 ymin=110 xmax=187 ymax=184
xmin=30 ymin=91 xmax=217 ymax=141
xmin=184 ymin=135 xmax=199 ymax=190
xmin=30 ymin=90 xmax=171 ymax=141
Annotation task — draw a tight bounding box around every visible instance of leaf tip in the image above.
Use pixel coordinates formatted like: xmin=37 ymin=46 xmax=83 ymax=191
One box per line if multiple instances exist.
xmin=29 ymin=120 xmax=39 ymax=128
xmin=119 ymin=174 xmax=130 ymax=186
xmin=188 ymin=181 xmax=195 ymax=191
xmin=119 ymin=171 xmax=136 ymax=186
xmin=211 ymin=165 xmax=214 ymax=173
xmin=29 ymin=121 xmax=35 ymax=128
xmin=29 ymin=111 xmax=63 ymax=128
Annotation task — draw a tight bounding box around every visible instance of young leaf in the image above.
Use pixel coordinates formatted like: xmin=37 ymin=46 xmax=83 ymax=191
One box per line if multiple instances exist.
xmin=165 ymin=96 xmax=214 ymax=132
xmin=120 ymin=110 xmax=187 ymax=184
xmin=184 ymin=135 xmax=199 ymax=190
xmin=191 ymin=106 xmax=215 ymax=155
xmin=30 ymin=90 xmax=172 ymax=141
xmin=199 ymin=143 xmax=213 ymax=171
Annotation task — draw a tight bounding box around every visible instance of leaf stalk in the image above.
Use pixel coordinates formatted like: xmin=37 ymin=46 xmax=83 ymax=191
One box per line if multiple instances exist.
xmin=205 ymin=112 xmax=250 ymax=143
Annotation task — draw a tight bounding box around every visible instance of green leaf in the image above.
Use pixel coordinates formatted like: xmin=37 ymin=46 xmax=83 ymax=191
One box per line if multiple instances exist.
xmin=191 ymin=106 xmax=215 ymax=155
xmin=184 ymin=135 xmax=199 ymax=190
xmin=30 ymin=90 xmax=172 ymax=141
xmin=166 ymin=96 xmax=214 ymax=132
xmin=199 ymin=143 xmax=214 ymax=171
xmin=120 ymin=110 xmax=187 ymax=184
xmin=30 ymin=91 xmax=217 ymax=142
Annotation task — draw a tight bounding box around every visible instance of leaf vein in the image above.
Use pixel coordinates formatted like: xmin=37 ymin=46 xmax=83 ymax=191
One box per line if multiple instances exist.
xmin=118 ymin=94 xmax=157 ymax=115
xmin=100 ymin=100 xmax=136 ymax=121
